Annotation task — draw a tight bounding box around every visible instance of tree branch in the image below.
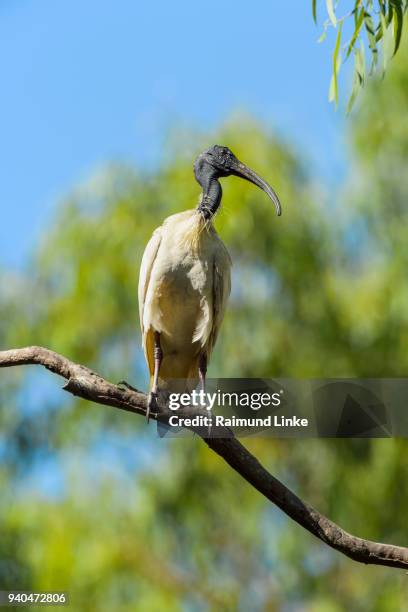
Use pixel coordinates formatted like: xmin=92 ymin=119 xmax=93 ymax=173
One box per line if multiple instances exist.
xmin=1 ymin=345 xmax=407 ymax=570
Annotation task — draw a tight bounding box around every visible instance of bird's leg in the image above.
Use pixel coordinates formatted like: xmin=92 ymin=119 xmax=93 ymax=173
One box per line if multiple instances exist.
xmin=152 ymin=331 xmax=163 ymax=394
xmin=198 ymin=352 xmax=207 ymax=394
xmin=147 ymin=331 xmax=163 ymax=422
xmin=199 ymin=352 xmax=212 ymax=437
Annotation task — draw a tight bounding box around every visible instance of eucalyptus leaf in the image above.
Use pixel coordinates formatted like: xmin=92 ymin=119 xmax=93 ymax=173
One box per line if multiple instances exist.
xmin=356 ymin=44 xmax=366 ymax=84
xmin=347 ymin=72 xmax=361 ymax=113
xmin=392 ymin=1 xmax=404 ymax=55
xmin=347 ymin=7 xmax=365 ymax=58
xmin=326 ymin=0 xmax=337 ymax=27
xmin=364 ymin=10 xmax=378 ymax=73
xmin=347 ymin=44 xmax=366 ymax=113
xmin=332 ymin=22 xmax=343 ymax=106
xmin=380 ymin=12 xmax=389 ymax=73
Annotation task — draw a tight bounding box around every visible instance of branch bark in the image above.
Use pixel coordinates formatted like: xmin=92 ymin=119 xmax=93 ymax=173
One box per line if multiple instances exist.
xmin=1 ymin=345 xmax=407 ymax=570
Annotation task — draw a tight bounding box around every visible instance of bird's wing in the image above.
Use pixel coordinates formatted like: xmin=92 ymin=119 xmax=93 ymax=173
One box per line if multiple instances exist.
xmin=138 ymin=227 xmax=162 ymax=337
xmin=208 ymin=245 xmax=232 ymax=355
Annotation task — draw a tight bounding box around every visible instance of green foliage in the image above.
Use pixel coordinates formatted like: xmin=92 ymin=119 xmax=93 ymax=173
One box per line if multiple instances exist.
xmin=313 ymin=0 xmax=408 ymax=110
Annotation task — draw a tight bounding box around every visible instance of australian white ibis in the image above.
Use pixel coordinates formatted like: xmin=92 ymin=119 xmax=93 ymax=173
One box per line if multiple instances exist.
xmin=138 ymin=145 xmax=282 ymax=421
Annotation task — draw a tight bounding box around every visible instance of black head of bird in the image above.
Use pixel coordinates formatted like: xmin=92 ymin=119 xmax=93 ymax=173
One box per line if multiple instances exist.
xmin=194 ymin=145 xmax=282 ymax=220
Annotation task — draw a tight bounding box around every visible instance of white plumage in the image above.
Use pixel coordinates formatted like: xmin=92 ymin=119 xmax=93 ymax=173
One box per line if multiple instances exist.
xmin=138 ymin=209 xmax=231 ymax=390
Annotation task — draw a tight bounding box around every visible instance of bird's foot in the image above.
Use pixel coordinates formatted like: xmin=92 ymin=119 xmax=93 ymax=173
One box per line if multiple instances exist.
xmin=117 ymin=380 xmax=140 ymax=393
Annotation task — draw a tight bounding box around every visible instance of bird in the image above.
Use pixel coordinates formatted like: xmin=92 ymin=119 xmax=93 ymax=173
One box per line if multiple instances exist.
xmin=138 ymin=145 xmax=282 ymax=424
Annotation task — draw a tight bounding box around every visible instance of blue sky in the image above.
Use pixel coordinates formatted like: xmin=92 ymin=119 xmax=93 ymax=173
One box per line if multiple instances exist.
xmin=0 ymin=0 xmax=347 ymax=269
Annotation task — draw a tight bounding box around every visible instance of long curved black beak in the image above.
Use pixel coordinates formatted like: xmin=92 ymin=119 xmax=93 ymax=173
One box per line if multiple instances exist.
xmin=231 ymin=161 xmax=282 ymax=216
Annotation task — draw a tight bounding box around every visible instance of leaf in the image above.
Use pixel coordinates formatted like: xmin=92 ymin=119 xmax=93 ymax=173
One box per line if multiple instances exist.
xmin=331 ymin=21 xmax=343 ymax=106
xmin=355 ymin=43 xmax=366 ymax=84
xmin=379 ymin=0 xmax=387 ymax=16
xmin=375 ymin=19 xmax=385 ymax=43
xmin=347 ymin=72 xmax=360 ymax=114
xmin=391 ymin=1 xmax=404 ymax=56
xmin=347 ymin=45 xmax=365 ymax=113
xmin=312 ymin=0 xmax=317 ymax=23
xmin=380 ymin=12 xmax=389 ymax=73
xmin=318 ymin=30 xmax=327 ymax=43
xmin=326 ymin=0 xmax=337 ymax=27
xmin=346 ymin=7 xmax=365 ymax=58
xmin=353 ymin=3 xmax=359 ymax=27
xmin=387 ymin=2 xmax=394 ymax=25
xmin=364 ymin=10 xmax=378 ymax=72
xmin=381 ymin=9 xmax=396 ymax=75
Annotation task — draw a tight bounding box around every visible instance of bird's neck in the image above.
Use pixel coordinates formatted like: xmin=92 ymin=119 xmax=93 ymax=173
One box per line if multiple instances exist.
xmin=197 ymin=176 xmax=222 ymax=220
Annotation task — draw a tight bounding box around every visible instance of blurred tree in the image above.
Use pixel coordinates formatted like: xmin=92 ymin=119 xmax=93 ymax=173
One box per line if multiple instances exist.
xmin=1 ymin=34 xmax=408 ymax=611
